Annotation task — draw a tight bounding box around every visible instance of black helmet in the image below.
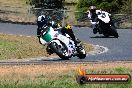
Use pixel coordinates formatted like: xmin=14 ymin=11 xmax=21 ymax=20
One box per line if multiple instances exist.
xmin=37 ymin=15 xmax=47 ymax=28
xmin=89 ymin=6 xmax=96 ymax=13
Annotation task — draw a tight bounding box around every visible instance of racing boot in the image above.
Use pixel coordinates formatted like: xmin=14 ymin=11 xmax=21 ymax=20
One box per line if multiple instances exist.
xmin=74 ymin=38 xmax=81 ymax=48
xmin=74 ymin=38 xmax=84 ymax=54
xmin=38 ymin=37 xmax=43 ymax=44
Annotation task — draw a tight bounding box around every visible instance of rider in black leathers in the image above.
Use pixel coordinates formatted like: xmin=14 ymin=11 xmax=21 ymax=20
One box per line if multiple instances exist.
xmin=87 ymin=6 xmax=98 ymax=34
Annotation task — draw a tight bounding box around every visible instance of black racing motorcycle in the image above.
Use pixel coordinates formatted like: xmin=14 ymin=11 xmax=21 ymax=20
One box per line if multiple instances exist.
xmin=92 ymin=11 xmax=119 ymax=38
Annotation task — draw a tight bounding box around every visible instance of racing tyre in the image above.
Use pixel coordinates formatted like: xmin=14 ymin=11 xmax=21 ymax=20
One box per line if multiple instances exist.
xmin=110 ymin=25 xmax=119 ymax=38
xmin=103 ymin=34 xmax=109 ymax=38
xmin=49 ymin=42 xmax=69 ymax=60
xmin=77 ymin=46 xmax=86 ymax=59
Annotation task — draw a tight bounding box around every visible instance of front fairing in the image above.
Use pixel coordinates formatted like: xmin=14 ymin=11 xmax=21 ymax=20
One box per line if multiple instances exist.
xmin=98 ymin=11 xmax=110 ymax=23
xmin=40 ymin=26 xmax=76 ymax=56
xmin=42 ymin=27 xmax=58 ymax=42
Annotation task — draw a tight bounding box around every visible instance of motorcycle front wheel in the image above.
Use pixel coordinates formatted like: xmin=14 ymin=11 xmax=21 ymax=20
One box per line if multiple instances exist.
xmin=110 ymin=25 xmax=119 ymax=38
xmin=49 ymin=42 xmax=69 ymax=60
xmin=77 ymin=46 xmax=86 ymax=59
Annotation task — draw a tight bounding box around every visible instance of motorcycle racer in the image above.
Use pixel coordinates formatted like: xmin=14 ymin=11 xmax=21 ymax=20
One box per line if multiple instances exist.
xmin=87 ymin=6 xmax=118 ymax=37
xmin=37 ymin=15 xmax=80 ymax=54
xmin=87 ymin=6 xmax=101 ymax=34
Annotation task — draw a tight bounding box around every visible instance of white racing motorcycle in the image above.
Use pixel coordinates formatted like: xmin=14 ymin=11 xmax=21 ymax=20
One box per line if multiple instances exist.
xmin=91 ymin=10 xmax=119 ymax=38
xmin=39 ymin=25 xmax=86 ymax=60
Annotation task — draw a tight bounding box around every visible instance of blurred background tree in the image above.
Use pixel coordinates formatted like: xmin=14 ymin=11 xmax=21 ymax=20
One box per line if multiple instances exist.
xmin=26 ymin=0 xmax=65 ymax=22
xmin=28 ymin=0 xmax=64 ymax=9
xmin=76 ymin=0 xmax=125 ymax=13
xmin=75 ymin=0 xmax=132 ymax=22
xmin=26 ymin=0 xmax=131 ymax=27
xmin=120 ymin=0 xmax=132 ymax=14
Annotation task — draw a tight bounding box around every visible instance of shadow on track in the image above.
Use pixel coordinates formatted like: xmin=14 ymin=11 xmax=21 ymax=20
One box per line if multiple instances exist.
xmin=90 ymin=36 xmax=117 ymax=38
xmin=40 ymin=58 xmax=70 ymax=62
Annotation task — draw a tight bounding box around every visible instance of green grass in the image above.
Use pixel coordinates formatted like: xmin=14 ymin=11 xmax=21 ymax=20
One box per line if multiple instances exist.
xmin=0 ymin=40 xmax=18 ymax=50
xmin=0 ymin=34 xmax=48 ymax=59
xmin=0 ymin=34 xmax=93 ymax=59
xmin=0 ymin=40 xmax=19 ymax=59
xmin=0 ymin=67 xmax=131 ymax=88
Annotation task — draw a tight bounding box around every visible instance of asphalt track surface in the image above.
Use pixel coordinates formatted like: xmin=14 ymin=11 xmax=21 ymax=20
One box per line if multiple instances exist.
xmin=0 ymin=22 xmax=132 ymax=64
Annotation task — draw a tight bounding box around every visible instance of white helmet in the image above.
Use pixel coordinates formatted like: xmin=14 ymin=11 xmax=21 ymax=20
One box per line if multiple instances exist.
xmin=37 ymin=15 xmax=46 ymax=21
xmin=89 ymin=6 xmax=96 ymax=13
